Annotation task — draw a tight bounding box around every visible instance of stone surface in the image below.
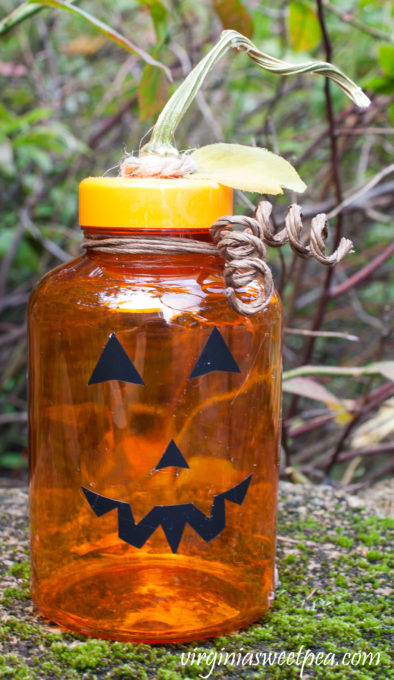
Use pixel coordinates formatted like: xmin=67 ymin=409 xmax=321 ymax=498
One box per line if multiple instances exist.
xmin=0 ymin=481 xmax=392 ymax=679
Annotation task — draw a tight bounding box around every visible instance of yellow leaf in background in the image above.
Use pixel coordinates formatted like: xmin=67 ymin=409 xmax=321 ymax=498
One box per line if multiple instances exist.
xmin=329 ymin=401 xmax=353 ymax=426
xmin=62 ymin=35 xmax=106 ymax=56
xmin=288 ymin=1 xmax=322 ymax=53
xmin=190 ymin=144 xmax=307 ymax=194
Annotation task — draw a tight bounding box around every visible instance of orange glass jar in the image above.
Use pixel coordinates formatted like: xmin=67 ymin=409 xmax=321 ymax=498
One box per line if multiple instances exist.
xmin=28 ymin=177 xmax=282 ymax=642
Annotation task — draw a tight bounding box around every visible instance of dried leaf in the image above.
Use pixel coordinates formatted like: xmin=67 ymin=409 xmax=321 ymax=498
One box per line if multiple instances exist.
xmin=284 ymin=361 xmax=394 ymax=381
xmin=30 ymin=0 xmax=171 ymax=78
xmin=283 ymin=377 xmax=340 ymax=405
xmin=62 ymin=35 xmax=106 ymax=56
xmin=191 ymin=143 xmax=306 ymax=194
xmin=283 ymin=376 xmax=353 ymax=424
xmin=212 ymin=0 xmax=253 ymax=38
xmin=365 ymin=361 xmax=394 ymax=381
xmin=284 ymin=467 xmax=312 ymax=485
xmin=350 ymin=398 xmax=394 ymax=449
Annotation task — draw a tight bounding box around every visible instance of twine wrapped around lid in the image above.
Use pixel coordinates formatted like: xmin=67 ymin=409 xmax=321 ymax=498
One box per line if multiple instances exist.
xmin=120 ymin=153 xmax=197 ymax=179
xmin=82 ymin=198 xmax=353 ymax=317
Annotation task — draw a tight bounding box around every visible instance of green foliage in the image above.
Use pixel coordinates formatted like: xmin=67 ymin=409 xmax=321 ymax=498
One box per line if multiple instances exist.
xmin=0 ymin=102 xmax=83 ymax=188
xmin=287 ymin=1 xmax=322 ymax=52
xmin=0 ymin=0 xmax=392 ymax=484
xmin=142 ymin=0 xmax=170 ymax=45
xmin=378 ymin=43 xmax=394 ymax=76
xmin=1 ymin=0 xmax=169 ymax=76
xmin=138 ymin=58 xmax=169 ymax=120
xmin=363 ymin=39 xmax=394 ymax=95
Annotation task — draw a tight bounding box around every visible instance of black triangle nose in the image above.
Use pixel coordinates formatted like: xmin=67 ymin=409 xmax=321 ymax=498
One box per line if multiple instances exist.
xmin=155 ymin=440 xmax=189 ymax=470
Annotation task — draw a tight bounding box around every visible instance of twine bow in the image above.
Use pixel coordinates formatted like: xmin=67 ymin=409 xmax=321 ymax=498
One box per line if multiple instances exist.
xmin=82 ymin=200 xmax=353 ymax=317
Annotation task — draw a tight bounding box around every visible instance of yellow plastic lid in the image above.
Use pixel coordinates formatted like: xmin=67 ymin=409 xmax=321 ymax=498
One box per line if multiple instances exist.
xmin=79 ymin=177 xmax=233 ymax=229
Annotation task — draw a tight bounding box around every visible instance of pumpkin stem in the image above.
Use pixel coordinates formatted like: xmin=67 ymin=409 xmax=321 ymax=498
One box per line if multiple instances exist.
xmin=140 ymin=29 xmax=370 ymax=158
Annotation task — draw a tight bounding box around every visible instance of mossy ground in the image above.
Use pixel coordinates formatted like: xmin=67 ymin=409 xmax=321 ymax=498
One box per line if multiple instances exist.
xmin=0 ymin=485 xmax=392 ymax=679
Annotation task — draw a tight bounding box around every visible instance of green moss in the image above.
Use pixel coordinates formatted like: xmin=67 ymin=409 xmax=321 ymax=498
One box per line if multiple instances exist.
xmin=335 ymin=574 xmax=348 ymax=587
xmin=1 ymin=561 xmax=31 ymax=608
xmin=8 ymin=562 xmax=30 ymax=579
xmin=49 ymin=641 xmax=112 ymax=670
xmin=365 ymin=550 xmax=383 ymax=562
xmin=283 ymin=554 xmax=297 ymax=564
xmin=0 ymin=654 xmax=32 ymax=679
xmin=1 ymin=588 xmax=29 ymax=606
xmin=333 ymin=535 xmax=354 ymax=548
xmin=358 ymin=531 xmax=382 ymax=546
xmin=303 ymin=518 xmax=321 ymax=529
xmin=0 ymin=498 xmax=391 ymax=680
xmin=109 ymin=664 xmax=148 ymax=679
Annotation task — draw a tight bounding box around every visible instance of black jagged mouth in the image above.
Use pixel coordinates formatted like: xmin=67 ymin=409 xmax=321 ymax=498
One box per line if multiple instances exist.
xmin=82 ymin=473 xmax=253 ymax=553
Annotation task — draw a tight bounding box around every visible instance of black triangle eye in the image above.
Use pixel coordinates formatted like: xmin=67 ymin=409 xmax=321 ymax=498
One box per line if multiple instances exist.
xmin=88 ymin=333 xmax=144 ymax=386
xmin=189 ymin=327 xmax=241 ymax=379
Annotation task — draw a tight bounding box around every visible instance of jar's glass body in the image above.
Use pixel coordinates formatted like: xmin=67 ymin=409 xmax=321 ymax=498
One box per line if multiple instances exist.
xmin=28 ymin=229 xmax=282 ymax=642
